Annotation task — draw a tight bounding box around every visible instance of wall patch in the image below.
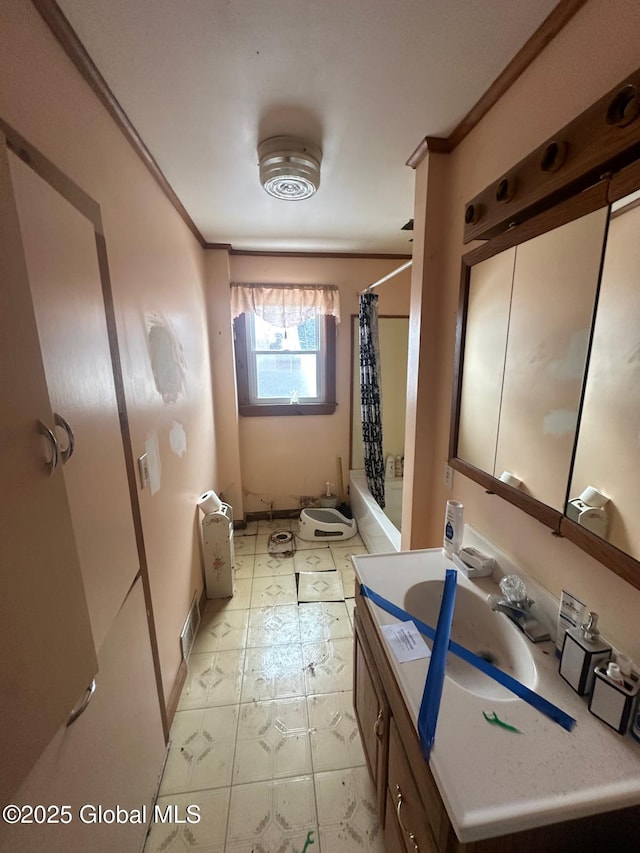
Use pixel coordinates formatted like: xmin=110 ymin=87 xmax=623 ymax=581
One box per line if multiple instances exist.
xmin=169 ymin=420 xmax=187 ymax=458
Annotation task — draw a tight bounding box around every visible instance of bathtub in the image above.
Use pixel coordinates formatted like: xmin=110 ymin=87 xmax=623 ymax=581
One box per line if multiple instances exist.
xmin=349 ymin=469 xmax=402 ymax=553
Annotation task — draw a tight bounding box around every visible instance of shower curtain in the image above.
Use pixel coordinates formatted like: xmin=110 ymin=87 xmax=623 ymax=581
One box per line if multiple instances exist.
xmin=359 ymin=292 xmax=385 ymax=509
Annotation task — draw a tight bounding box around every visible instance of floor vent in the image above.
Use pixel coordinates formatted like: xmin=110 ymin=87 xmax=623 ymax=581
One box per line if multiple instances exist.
xmin=180 ymin=593 xmax=201 ymax=662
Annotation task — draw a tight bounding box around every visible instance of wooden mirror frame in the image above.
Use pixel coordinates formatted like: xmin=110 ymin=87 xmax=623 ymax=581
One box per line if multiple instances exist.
xmin=450 ymin=69 xmax=640 ymax=592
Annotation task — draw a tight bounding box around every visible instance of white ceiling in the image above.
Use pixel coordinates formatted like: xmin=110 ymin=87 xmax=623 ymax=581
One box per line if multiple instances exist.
xmin=57 ymin=0 xmax=558 ymax=254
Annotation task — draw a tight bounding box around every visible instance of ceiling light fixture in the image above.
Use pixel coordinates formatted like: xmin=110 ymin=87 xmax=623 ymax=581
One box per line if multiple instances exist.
xmin=258 ymin=136 xmax=322 ymax=200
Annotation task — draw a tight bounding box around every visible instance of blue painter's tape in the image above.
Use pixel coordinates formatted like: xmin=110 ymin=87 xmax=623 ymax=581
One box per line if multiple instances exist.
xmin=360 ymin=582 xmax=576 ymax=733
xmin=417 ymin=568 xmax=457 ymax=760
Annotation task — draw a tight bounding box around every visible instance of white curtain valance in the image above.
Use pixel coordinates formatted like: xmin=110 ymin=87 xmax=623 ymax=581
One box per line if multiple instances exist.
xmin=230 ymin=283 xmax=340 ymax=327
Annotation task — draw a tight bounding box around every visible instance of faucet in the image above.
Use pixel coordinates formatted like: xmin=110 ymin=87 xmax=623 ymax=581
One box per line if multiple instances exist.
xmin=488 ymin=575 xmax=550 ymax=643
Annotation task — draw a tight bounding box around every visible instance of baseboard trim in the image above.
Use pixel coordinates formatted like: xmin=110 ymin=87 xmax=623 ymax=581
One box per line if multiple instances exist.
xmin=198 ymin=585 xmax=207 ymax=616
xmin=166 ymin=587 xmax=207 ymax=729
xmin=245 ymin=509 xmax=302 ymax=523
xmin=166 ymin=659 xmax=187 ymax=730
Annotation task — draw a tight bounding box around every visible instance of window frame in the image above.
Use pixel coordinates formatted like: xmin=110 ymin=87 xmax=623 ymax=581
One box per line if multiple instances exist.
xmin=233 ymin=313 xmax=337 ymax=417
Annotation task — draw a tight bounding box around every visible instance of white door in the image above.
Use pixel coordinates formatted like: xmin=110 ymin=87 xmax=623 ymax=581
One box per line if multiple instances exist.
xmin=1 ymin=579 xmax=165 ymax=853
xmin=8 ymin=151 xmax=140 ymax=654
xmin=0 ymin=135 xmax=97 ymax=804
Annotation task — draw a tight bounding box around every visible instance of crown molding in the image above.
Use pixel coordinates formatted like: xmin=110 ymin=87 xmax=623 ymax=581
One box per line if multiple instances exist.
xmin=33 ymin=0 xmax=207 ymax=248
xmin=406 ymin=0 xmax=588 ymax=169
xmin=229 ymin=250 xmax=412 ymax=260
xmin=406 ymin=136 xmax=452 ymax=168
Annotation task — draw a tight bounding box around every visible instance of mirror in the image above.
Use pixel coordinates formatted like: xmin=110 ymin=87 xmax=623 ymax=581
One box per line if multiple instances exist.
xmin=457 ymin=248 xmax=514 ymax=474
xmin=350 ymin=314 xmax=409 ymax=470
xmin=452 ymin=180 xmax=640 ymax=584
xmin=451 ymin=67 xmax=640 ymax=588
xmin=457 ymin=203 xmax=608 ymax=511
xmin=568 ymin=190 xmax=640 ymax=562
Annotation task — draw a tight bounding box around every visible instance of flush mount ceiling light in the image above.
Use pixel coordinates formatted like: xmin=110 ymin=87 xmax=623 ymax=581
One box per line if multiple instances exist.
xmin=258 ymin=136 xmax=322 ymax=200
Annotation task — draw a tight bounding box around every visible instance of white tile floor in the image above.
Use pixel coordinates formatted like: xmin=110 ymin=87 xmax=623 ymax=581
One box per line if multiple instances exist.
xmin=144 ymin=519 xmax=385 ymax=853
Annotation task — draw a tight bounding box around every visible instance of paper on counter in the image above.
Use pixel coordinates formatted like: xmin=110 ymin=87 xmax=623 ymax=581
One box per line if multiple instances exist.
xmin=381 ymin=621 xmax=431 ymax=663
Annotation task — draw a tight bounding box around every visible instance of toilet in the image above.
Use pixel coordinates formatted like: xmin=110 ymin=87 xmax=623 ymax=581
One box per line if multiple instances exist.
xmin=298 ymin=507 xmax=358 ymax=541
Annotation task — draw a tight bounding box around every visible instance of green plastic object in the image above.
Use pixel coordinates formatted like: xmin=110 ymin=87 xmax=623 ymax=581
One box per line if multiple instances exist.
xmin=482 ymin=710 xmax=523 ymax=734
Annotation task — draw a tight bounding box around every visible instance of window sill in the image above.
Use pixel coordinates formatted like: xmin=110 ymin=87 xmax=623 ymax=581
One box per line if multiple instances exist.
xmin=238 ymin=402 xmax=337 ymax=417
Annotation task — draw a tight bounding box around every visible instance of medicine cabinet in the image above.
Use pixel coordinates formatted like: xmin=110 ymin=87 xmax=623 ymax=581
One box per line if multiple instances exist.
xmin=450 ymin=68 xmax=640 ymax=591
xmin=566 ymin=184 xmax=640 ymax=565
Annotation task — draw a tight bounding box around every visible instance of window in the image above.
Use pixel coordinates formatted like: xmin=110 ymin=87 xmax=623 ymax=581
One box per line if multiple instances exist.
xmin=231 ymin=284 xmax=338 ymax=416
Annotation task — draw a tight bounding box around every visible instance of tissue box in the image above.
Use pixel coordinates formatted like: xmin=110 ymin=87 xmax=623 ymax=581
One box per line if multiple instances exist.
xmin=588 ymin=665 xmax=640 ymax=734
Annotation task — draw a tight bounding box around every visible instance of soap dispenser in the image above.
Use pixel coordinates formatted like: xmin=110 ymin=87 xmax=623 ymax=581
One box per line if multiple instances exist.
xmin=559 ymin=612 xmax=611 ymax=695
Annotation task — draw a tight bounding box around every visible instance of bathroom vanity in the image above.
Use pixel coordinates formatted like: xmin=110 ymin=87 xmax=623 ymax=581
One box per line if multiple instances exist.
xmin=352 ymin=548 xmax=640 ymax=851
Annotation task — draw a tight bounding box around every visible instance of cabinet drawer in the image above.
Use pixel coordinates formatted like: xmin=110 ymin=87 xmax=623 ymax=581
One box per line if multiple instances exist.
xmin=384 ymin=787 xmax=413 ymax=853
xmin=388 ymin=719 xmax=441 ymax=853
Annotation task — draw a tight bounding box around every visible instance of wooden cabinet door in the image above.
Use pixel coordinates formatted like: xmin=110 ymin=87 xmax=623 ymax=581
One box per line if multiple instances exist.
xmin=0 ymin=578 xmax=165 ymax=853
xmin=0 ymin=135 xmax=97 ymax=803
xmin=7 ymin=151 xmax=140 ymax=654
xmin=354 ymin=611 xmax=389 ymax=823
xmin=495 ymin=207 xmax=608 ymax=510
xmin=384 ymin=788 xmax=416 ymax=853
xmin=388 ymin=720 xmax=440 ymax=853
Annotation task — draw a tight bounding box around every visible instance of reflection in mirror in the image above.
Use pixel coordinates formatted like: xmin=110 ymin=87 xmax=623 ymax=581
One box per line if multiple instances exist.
xmin=495 ymin=208 xmax=608 ymax=510
xmin=568 ymin=192 xmax=640 ymax=561
xmin=351 ymin=315 xmax=409 ymax=470
xmin=457 ymin=206 xmax=608 ymax=511
xmin=457 ymin=248 xmax=514 ymax=472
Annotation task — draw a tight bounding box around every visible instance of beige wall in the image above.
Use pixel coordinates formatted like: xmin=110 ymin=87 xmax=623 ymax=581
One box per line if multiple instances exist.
xmin=403 ymin=150 xmax=449 ymax=551
xmin=205 ymin=250 xmax=245 ymax=518
xmin=229 ymin=255 xmax=410 ymax=512
xmin=410 ymin=0 xmax=640 ymax=658
xmin=0 ymin=1 xmax=215 ymax=703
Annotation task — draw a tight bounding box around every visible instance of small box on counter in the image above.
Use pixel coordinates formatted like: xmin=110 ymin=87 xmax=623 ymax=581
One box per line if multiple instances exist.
xmin=559 ymin=612 xmax=611 ymax=696
xmin=589 ymin=664 xmax=640 ymax=735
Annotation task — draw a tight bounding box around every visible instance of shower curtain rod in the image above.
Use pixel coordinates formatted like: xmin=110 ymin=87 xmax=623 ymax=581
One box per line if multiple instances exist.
xmin=364 ymin=260 xmax=412 ymax=293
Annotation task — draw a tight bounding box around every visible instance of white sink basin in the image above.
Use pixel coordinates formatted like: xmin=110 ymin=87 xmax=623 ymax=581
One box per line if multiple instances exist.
xmin=404 ymin=580 xmax=537 ymax=701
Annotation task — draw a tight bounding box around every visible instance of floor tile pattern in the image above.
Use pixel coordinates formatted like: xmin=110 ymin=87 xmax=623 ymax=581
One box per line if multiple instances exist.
xmin=144 ymin=526 xmax=379 ymax=853
xmin=233 ymin=697 xmax=311 ymax=784
xmin=298 ymin=570 xmax=345 ymax=603
xmin=248 ymin=604 xmax=301 ymax=646
xmin=298 ymin=601 xmax=352 ymax=641
xmin=160 ymin=706 xmax=239 ymax=794
xmin=192 ymin=607 xmax=249 ymax=653
xmin=178 ymin=649 xmax=245 ymax=710
xmin=316 ymin=767 xmax=385 ymax=852
xmin=251 ymin=575 xmax=298 ymax=608
xmin=308 ymin=691 xmax=367 ymax=772
xmin=294 ymin=548 xmax=340 ymax=572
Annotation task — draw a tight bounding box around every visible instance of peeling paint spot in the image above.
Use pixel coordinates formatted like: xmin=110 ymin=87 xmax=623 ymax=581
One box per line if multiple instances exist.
xmin=543 ymin=409 xmax=578 ymax=436
xmin=145 ymin=431 xmax=162 ymax=494
xmin=547 ymin=329 xmax=589 ymax=381
xmin=146 ymin=312 xmax=187 ymax=404
xmin=169 ymin=421 xmax=187 ymax=458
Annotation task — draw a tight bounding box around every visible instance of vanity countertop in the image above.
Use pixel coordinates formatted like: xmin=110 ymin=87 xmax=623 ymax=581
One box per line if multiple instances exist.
xmin=353 ymin=547 xmax=640 ymax=843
